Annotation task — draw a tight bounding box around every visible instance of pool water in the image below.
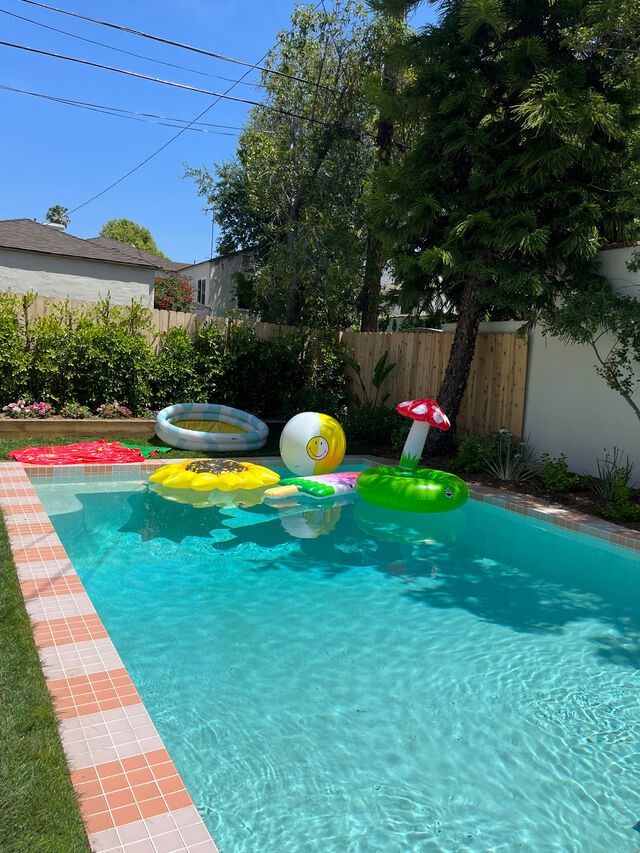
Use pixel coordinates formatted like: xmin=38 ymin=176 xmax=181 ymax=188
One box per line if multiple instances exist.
xmin=35 ymin=472 xmax=640 ymax=853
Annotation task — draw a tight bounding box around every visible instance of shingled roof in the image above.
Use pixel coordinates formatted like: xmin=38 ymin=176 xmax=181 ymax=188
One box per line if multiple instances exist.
xmin=87 ymin=236 xmax=187 ymax=271
xmin=0 ymin=219 xmax=161 ymax=268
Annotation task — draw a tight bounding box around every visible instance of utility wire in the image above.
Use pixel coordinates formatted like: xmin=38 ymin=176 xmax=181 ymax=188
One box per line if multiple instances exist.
xmin=0 ymin=83 xmax=242 ymax=134
xmin=63 ymin=44 xmax=279 ymax=215
xmin=0 ymin=6 xmax=265 ymax=90
xmin=0 ymin=40 xmax=334 ymax=127
xmin=17 ymin=0 xmax=334 ymax=92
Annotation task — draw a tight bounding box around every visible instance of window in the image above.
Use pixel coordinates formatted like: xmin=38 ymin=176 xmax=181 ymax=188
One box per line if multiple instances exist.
xmin=196 ymin=278 xmax=206 ymax=305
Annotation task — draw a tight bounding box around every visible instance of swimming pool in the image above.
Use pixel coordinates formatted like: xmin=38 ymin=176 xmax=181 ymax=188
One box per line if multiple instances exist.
xmin=33 ymin=466 xmax=640 ymax=853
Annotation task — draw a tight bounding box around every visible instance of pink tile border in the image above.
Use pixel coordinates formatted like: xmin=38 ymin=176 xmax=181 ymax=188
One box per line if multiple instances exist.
xmin=0 ymin=460 xmax=219 ymax=853
xmin=1 ymin=455 xmax=639 ymax=851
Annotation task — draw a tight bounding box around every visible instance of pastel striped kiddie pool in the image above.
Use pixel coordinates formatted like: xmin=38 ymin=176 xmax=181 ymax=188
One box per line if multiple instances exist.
xmin=155 ymin=403 xmax=269 ymax=452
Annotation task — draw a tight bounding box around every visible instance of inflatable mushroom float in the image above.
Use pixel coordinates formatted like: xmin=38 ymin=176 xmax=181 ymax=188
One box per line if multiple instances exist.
xmin=396 ymin=398 xmax=450 ymax=469
xmin=355 ymin=398 xmax=469 ymax=514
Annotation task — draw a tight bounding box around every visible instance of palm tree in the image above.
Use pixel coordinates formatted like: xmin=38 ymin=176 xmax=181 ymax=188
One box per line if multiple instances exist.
xmin=44 ymin=205 xmax=70 ymax=227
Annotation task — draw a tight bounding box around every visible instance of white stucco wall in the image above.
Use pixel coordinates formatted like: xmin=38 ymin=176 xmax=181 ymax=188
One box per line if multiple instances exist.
xmin=181 ymin=255 xmax=242 ymax=316
xmin=442 ymin=317 xmax=640 ymax=477
xmin=0 ymin=248 xmax=155 ymax=307
xmin=523 ymin=328 xmax=640 ymax=477
xmin=597 ymin=245 xmax=640 ymax=300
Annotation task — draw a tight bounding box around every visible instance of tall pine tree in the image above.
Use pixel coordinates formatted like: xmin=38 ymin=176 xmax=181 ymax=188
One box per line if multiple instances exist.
xmin=369 ymin=0 xmax=640 ymax=451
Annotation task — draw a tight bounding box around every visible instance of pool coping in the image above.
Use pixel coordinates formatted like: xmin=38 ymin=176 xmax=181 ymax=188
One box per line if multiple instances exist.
xmin=1 ymin=456 xmax=639 ymax=853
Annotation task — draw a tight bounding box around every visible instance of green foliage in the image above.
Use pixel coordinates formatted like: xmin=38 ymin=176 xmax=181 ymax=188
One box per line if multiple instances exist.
xmin=185 ymin=1 xmax=412 ymax=327
xmin=341 ymin=403 xmax=401 ymax=445
xmin=540 ymin=453 xmax=581 ymax=495
xmin=345 ymin=351 xmax=396 ymax=407
xmin=370 ymin=0 xmax=640 ymax=432
xmin=484 ymin=432 xmax=539 ymax=483
xmin=96 ymin=402 xmax=133 ymax=418
xmin=455 ymin=429 xmax=539 ymax=481
xmin=99 ymin=218 xmax=167 ymax=258
xmin=44 ymin=204 xmax=69 ymax=226
xmin=587 ymin=448 xmax=640 ymax=521
xmin=454 ymin=432 xmax=496 ymax=473
xmin=59 ymin=402 xmax=91 ymax=419
xmin=154 ymin=274 xmax=194 ymax=312
xmin=0 ymin=292 xmax=30 ymax=403
xmin=586 ymin=447 xmax=635 ymax=502
xmin=151 ymin=327 xmax=206 ymax=408
xmin=599 ymin=470 xmax=640 ymax=522
xmin=0 ymin=293 xmax=347 ymax=422
xmin=0 ymin=295 xmax=154 ymax=414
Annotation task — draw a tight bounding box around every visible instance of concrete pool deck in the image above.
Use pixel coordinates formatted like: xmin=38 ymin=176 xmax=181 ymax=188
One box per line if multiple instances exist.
xmin=1 ymin=456 xmax=639 ymax=853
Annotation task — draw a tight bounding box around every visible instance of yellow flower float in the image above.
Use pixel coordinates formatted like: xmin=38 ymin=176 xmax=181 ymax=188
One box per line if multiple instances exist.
xmin=148 ymin=459 xmax=280 ymax=508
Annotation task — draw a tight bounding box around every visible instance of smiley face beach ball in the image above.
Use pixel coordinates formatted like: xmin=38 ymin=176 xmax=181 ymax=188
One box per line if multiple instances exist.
xmin=280 ymin=412 xmax=346 ymax=476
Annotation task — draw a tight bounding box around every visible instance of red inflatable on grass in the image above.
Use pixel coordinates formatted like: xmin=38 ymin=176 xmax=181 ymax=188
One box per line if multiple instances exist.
xmin=9 ymin=440 xmax=152 ymax=465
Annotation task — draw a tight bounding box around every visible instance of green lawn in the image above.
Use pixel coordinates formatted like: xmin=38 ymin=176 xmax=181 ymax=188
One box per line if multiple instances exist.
xmin=0 ymin=513 xmax=90 ymax=852
xmin=0 ymin=432 xmax=284 ymax=462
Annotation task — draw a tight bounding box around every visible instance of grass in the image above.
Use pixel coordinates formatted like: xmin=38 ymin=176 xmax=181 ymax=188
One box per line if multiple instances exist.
xmin=0 ymin=431 xmax=284 ymax=462
xmin=0 ymin=512 xmax=90 ymax=852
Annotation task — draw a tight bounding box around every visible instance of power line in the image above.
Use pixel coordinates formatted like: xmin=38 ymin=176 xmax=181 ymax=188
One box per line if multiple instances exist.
xmin=17 ymin=0 xmax=333 ymax=92
xmin=0 ymin=6 xmax=265 ymax=90
xmin=0 ymin=83 xmax=242 ymax=134
xmin=64 ymin=46 xmax=276 ymax=215
xmin=0 ymin=40 xmax=334 ymax=127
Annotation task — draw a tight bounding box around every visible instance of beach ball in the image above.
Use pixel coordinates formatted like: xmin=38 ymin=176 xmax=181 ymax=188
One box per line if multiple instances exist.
xmin=280 ymin=412 xmax=346 ymax=476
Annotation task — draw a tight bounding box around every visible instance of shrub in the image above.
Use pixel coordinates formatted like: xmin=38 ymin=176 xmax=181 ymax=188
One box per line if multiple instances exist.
xmin=484 ymin=431 xmax=539 ymax=482
xmin=454 ymin=433 xmax=496 ymax=472
xmin=340 ymin=403 xmax=401 ymax=446
xmin=141 ymin=407 xmax=159 ymax=420
xmin=154 ymin=274 xmax=194 ymax=312
xmin=96 ymin=402 xmax=133 ymax=419
xmin=151 ymin=327 xmax=206 ymax=408
xmin=586 ymin=448 xmax=638 ymax=522
xmin=59 ymin=402 xmax=92 ymax=419
xmin=540 ymin=453 xmax=581 ymax=495
xmin=599 ymin=470 xmax=640 ymax=522
xmin=0 ymin=291 xmax=31 ymax=405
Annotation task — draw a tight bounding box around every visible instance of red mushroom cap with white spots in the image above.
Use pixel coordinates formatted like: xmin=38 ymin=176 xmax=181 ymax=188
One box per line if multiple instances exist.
xmin=396 ymin=399 xmax=451 ymax=430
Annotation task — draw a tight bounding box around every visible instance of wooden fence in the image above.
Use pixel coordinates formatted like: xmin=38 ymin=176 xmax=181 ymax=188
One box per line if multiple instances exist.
xmin=17 ymin=295 xmax=528 ymax=436
xmin=340 ymin=330 xmax=528 ymax=436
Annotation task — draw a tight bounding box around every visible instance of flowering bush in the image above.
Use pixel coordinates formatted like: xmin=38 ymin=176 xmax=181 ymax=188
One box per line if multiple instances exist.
xmin=59 ymin=402 xmax=92 ymax=419
xmin=154 ymin=274 xmax=194 ymax=312
xmin=28 ymin=401 xmax=56 ymax=418
xmin=96 ymin=401 xmax=133 ymax=419
xmin=141 ymin=407 xmax=159 ymax=420
xmin=2 ymin=400 xmax=55 ymax=418
xmin=2 ymin=399 xmax=32 ymax=418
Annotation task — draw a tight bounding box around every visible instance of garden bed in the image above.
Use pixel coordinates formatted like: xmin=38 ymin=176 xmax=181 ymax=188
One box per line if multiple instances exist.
xmin=0 ymin=417 xmax=157 ymax=440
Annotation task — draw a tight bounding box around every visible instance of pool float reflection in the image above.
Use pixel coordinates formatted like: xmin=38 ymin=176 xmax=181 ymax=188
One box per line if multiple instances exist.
xmin=354 ymin=500 xmax=467 ymax=547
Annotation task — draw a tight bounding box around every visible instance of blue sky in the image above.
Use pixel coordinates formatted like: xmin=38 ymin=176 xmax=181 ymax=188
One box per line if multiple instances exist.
xmin=0 ymin=0 xmax=437 ymax=263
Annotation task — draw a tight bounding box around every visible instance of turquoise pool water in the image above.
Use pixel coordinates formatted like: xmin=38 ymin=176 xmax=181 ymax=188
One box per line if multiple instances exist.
xmin=34 ymin=470 xmax=640 ymax=853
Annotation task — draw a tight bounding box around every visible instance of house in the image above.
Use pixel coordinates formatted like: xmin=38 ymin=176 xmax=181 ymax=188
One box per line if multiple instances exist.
xmin=0 ymin=219 xmax=162 ymax=307
xmin=179 ymin=249 xmax=255 ymax=316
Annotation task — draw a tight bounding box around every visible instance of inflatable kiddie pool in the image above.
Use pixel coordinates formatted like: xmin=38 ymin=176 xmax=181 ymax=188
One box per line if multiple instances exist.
xmin=155 ymin=403 xmax=269 ymax=452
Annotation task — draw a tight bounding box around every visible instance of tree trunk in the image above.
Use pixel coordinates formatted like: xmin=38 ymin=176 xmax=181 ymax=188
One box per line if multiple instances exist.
xmin=360 ymin=234 xmax=386 ymax=331
xmin=359 ymin=21 xmax=399 ymax=332
xmin=424 ymin=278 xmax=483 ymax=456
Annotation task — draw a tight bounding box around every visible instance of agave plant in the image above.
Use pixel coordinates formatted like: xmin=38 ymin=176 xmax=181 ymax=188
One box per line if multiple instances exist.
xmin=483 ymin=431 xmax=539 ymax=483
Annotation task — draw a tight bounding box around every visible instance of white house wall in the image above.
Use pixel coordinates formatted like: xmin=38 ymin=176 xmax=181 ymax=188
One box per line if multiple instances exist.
xmin=524 ymin=327 xmax=640 ymax=477
xmin=209 ymin=254 xmax=241 ymax=315
xmin=180 ymin=255 xmax=241 ymax=316
xmin=0 ymin=248 xmax=155 ymax=307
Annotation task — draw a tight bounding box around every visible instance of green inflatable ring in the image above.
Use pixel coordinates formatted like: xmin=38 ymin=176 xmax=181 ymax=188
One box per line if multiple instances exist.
xmin=356 ymin=465 xmax=469 ymax=514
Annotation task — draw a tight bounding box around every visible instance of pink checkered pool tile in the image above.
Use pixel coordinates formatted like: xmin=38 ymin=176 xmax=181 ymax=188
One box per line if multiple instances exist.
xmin=0 ymin=461 xmax=219 ymax=853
